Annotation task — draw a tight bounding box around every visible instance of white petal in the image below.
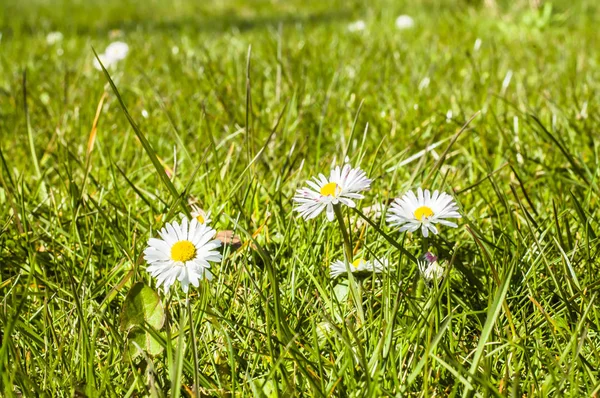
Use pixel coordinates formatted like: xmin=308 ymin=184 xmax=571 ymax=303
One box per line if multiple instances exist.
xmin=325 ymin=204 xmax=335 ymax=221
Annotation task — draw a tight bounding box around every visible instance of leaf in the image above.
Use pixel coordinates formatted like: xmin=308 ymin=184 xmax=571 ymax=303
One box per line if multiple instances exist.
xmin=120 ymin=282 xmax=165 ymax=332
xmin=406 ymin=316 xmax=452 ymax=386
xmin=127 ymin=328 xmax=164 ymax=358
xmin=333 ymin=281 xmax=349 ymax=302
xmin=462 ymin=262 xmax=515 ymax=397
xmin=120 ymin=283 xmax=166 ymax=359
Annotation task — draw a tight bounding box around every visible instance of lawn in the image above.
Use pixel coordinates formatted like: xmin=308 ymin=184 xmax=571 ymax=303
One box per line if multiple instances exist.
xmin=1 ymin=0 xmax=600 ymax=396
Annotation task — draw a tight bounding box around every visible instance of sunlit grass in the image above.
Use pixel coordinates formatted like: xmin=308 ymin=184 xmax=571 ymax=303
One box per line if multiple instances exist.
xmin=1 ymin=0 xmax=599 ymax=396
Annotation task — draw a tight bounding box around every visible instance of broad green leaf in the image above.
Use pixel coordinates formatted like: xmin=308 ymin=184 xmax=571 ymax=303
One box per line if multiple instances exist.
xmin=120 ymin=282 xmax=165 ymax=332
xmin=333 ymin=281 xmax=349 ymax=302
xmin=127 ymin=328 xmax=164 ymax=358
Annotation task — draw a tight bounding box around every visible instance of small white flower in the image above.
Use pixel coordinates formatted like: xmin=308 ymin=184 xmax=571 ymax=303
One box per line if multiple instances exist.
xmin=144 ymin=217 xmax=222 ymax=293
xmin=46 ymin=31 xmax=63 ymax=45
xmin=386 ymin=188 xmax=461 ymax=237
xmin=105 ymin=41 xmax=129 ymax=61
xmin=141 ymin=109 xmax=149 ymax=118
xmin=293 ymin=163 xmax=372 ymax=222
xmin=355 ymin=202 xmax=384 ymax=227
xmin=330 ymin=257 xmax=388 ymax=279
xmin=418 ymin=252 xmax=445 ymax=281
xmin=348 ymin=20 xmax=366 ymax=32
xmin=191 ymin=205 xmax=212 ymax=225
xmin=395 ymin=15 xmax=415 ymax=30
xmin=93 ymin=53 xmax=115 ymax=71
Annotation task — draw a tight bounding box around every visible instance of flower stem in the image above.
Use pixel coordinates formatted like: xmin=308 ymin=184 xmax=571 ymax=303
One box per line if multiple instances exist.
xmin=333 ymin=204 xmax=353 ymax=262
xmin=421 ymin=235 xmax=429 ymax=254
xmin=417 ymin=235 xmax=429 ymax=298
xmin=333 ymin=204 xmax=365 ymax=324
xmin=186 ymin=292 xmax=200 ymax=398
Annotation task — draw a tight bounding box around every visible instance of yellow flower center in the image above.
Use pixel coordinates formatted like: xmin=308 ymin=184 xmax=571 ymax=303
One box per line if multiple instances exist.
xmin=170 ymin=240 xmax=196 ymax=262
xmin=414 ymin=206 xmax=435 ymax=221
xmin=352 ymin=258 xmax=365 ymax=268
xmin=195 ymin=214 xmax=205 ymax=224
xmin=320 ymin=182 xmax=341 ymax=197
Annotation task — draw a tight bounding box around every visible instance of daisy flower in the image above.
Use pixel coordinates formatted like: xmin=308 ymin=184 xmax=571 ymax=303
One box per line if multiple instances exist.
xmin=386 ymin=188 xmax=460 ymax=237
xmin=293 ymin=163 xmax=372 ymax=222
xmin=105 ymin=41 xmax=129 ymax=61
xmin=93 ymin=53 xmax=114 ymax=71
xmin=191 ymin=205 xmax=212 ymax=225
xmin=348 ymin=20 xmax=366 ymax=32
xmin=418 ymin=252 xmax=445 ymax=282
xmin=144 ymin=218 xmax=222 ymax=293
xmin=94 ymin=41 xmax=129 ymax=71
xmin=395 ymin=15 xmax=415 ymax=30
xmin=46 ymin=31 xmax=63 ymax=45
xmin=330 ymin=257 xmax=388 ymax=279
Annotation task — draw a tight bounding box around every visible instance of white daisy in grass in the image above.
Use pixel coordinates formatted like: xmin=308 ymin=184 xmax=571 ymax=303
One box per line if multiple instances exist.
xmin=386 ymin=188 xmax=460 ymax=237
xmin=105 ymin=41 xmax=129 ymax=61
xmin=46 ymin=31 xmax=63 ymax=45
xmin=293 ymin=163 xmax=372 ymax=222
xmin=191 ymin=205 xmax=212 ymax=225
xmin=348 ymin=20 xmax=367 ymax=32
xmin=144 ymin=218 xmax=222 ymax=293
xmin=93 ymin=53 xmax=114 ymax=71
xmin=395 ymin=15 xmax=415 ymax=30
xmin=418 ymin=252 xmax=445 ymax=282
xmin=330 ymin=257 xmax=388 ymax=279
xmin=93 ymin=41 xmax=129 ymax=71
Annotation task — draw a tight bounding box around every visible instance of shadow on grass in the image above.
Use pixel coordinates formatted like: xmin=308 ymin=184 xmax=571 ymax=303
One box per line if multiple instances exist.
xmin=1 ymin=3 xmax=353 ymax=38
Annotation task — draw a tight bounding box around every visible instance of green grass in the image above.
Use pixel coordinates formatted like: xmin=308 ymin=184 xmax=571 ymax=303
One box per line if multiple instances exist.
xmin=1 ymin=0 xmax=600 ymax=396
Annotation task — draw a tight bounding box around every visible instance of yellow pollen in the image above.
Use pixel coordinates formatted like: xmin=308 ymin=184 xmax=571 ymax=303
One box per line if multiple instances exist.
xmin=170 ymin=240 xmax=196 ymax=262
xmin=352 ymin=258 xmax=365 ymax=268
xmin=195 ymin=214 xmax=205 ymax=224
xmin=414 ymin=206 xmax=435 ymax=221
xmin=320 ymin=182 xmax=340 ymax=197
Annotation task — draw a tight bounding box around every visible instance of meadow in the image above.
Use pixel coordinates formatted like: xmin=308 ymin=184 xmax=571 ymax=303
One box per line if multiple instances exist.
xmin=1 ymin=0 xmax=600 ymax=396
